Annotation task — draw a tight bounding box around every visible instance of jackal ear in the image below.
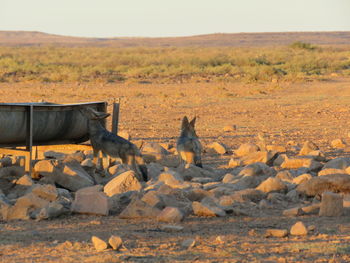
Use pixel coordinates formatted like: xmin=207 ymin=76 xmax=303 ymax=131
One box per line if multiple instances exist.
xmin=181 ymin=116 xmax=189 ymax=129
xmin=95 ymin=112 xmax=110 ymax=119
xmin=189 ymin=116 xmax=196 ymax=127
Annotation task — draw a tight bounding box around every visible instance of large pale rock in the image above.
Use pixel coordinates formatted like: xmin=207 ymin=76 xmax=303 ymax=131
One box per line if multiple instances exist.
xmin=256 ymin=177 xmax=287 ymax=193
xmin=299 ymin=141 xmax=319 ymax=156
xmin=290 ymin=221 xmax=308 ymax=236
xmin=235 ymin=143 xmax=260 ymax=157
xmin=207 ymin=142 xmax=228 ymax=155
xmin=71 ymin=186 xmax=109 ymax=215
xmin=157 ymin=207 xmax=184 ymax=223
xmin=241 ymin=151 xmax=277 ymax=166
xmin=265 ymin=229 xmax=288 ymax=238
xmin=331 ymin=139 xmax=346 ymax=149
xmin=293 ymin=173 xmax=313 ymax=185
xmin=34 ymin=160 xmax=94 ymax=191
xmin=323 ymin=157 xmax=350 ymax=170
xmin=318 ymin=168 xmax=346 ymax=176
xmin=281 ymin=157 xmax=322 ymax=171
xmin=319 ymin=192 xmax=343 ymax=216
xmin=142 ymin=191 xmax=164 ymax=209
xmin=119 ymin=198 xmax=161 ymax=219
xmin=91 ymin=236 xmax=108 ymax=251
xmin=158 ymin=171 xmax=185 ymax=187
xmin=238 ymin=162 xmax=273 ymax=177
xmin=31 ymin=184 xmax=58 ymax=201
xmin=142 ymin=142 xmax=169 ymax=161
xmin=297 ymin=174 xmax=350 ymax=196
xmin=192 ymin=201 xmax=226 ymax=217
xmin=35 ymin=202 xmax=66 ymax=220
xmin=15 ymin=175 xmax=34 ymax=186
xmin=109 ymin=236 xmax=123 ymax=251
xmin=104 ymin=170 xmax=142 ymax=197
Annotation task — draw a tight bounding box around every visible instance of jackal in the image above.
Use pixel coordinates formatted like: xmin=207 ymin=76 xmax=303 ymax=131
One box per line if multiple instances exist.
xmin=80 ymin=107 xmax=148 ymax=181
xmin=176 ymin=116 xmax=203 ymax=168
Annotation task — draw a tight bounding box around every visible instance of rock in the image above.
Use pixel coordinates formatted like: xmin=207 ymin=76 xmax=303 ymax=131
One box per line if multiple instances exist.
xmin=31 ymin=184 xmax=58 ymax=201
xmin=240 ymin=151 xmax=277 ymax=166
xmin=183 ymin=188 xmax=211 ymax=202
xmin=64 ymin=151 xmax=85 ymax=163
xmin=142 ymin=191 xmax=165 ymax=209
xmin=259 ymin=199 xmax=272 ymax=209
xmin=319 ymin=192 xmax=343 ymax=216
xmin=226 ymin=189 xmax=265 ymax=203
xmin=43 ymin=151 xmax=66 ymax=160
xmin=299 ymin=141 xmax=319 ymax=156
xmin=157 ymin=155 xmax=180 ymax=168
xmin=34 ymin=160 xmax=94 ymax=191
xmin=146 ymin=162 xmax=164 ymax=180
xmin=158 ymin=171 xmax=186 ymax=188
xmin=231 ymin=176 xmax=263 ymax=191
xmin=119 ymin=198 xmax=161 ymax=219
xmin=293 ymin=173 xmax=312 ymax=185
xmin=228 ymin=158 xmax=243 ymax=168
xmin=159 ymin=225 xmax=184 ymax=232
xmin=238 ymin=162 xmax=273 ymax=177
xmin=192 ymin=200 xmax=226 ymax=217
xmin=222 ymin=173 xmax=238 ymax=183
xmin=108 ymin=235 xmax=123 ymax=251
xmin=157 ymin=207 xmax=184 ymax=223
xmin=301 ymin=203 xmax=320 ymax=215
xmin=108 ymin=191 xmax=137 ymax=215
xmin=179 ymin=164 xmax=218 ymax=180
xmin=276 ymin=170 xmax=294 ymax=183
xmin=104 ymin=170 xmax=143 ymax=197
xmin=181 ymin=238 xmax=196 ymax=249
xmin=318 ymin=168 xmax=346 ymax=176
xmin=80 ymin=158 xmax=94 ymax=168
xmin=266 ymin=145 xmax=286 ymax=153
xmin=265 ymin=229 xmax=288 ymax=238
xmin=91 ymin=236 xmax=108 ymax=251
xmin=256 ymin=177 xmax=287 ymax=194
xmin=235 ymin=143 xmax=260 ymax=157
xmin=282 ymin=207 xmax=303 ymax=216
xmin=71 ymin=186 xmax=109 ymax=216
xmin=323 ymin=157 xmax=350 ymax=170
xmin=142 ymin=142 xmax=169 ymax=161
xmin=290 ymin=221 xmax=308 ymax=236
xmin=297 ymin=174 xmax=350 ymax=196
xmin=35 ymin=202 xmax=66 ymax=220
xmin=281 ymin=157 xmax=323 ymax=171
xmin=286 ymin=189 xmax=300 ymax=202
xmin=15 ymin=174 xmax=34 ymax=186
xmin=207 ymin=142 xmax=228 ymax=155
xmin=331 ymin=139 xmax=346 ymax=149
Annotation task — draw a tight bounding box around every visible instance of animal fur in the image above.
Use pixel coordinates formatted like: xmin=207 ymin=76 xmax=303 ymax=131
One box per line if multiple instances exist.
xmin=80 ymin=107 xmax=148 ymax=181
xmin=176 ymin=116 xmax=203 ymax=168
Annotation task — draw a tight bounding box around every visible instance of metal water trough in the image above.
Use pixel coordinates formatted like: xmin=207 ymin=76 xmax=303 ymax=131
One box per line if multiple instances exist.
xmin=0 ymin=101 xmax=120 ymax=175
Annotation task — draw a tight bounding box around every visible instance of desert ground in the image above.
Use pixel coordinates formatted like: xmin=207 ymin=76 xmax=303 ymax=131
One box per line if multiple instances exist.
xmin=2 ymin=77 xmax=350 ymax=263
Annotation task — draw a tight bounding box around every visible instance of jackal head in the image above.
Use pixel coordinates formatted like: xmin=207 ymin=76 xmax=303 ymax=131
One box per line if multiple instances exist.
xmin=80 ymin=107 xmax=110 ymax=120
xmin=180 ymin=116 xmax=198 ymax=138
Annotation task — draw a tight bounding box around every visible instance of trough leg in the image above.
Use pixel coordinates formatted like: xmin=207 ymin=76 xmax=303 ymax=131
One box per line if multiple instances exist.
xmin=25 ymin=105 xmax=33 ymax=176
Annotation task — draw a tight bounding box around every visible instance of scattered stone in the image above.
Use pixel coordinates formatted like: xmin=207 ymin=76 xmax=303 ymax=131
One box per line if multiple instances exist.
xmin=71 ymin=187 xmax=109 ymax=216
xmin=290 ymin=221 xmax=308 ymax=236
xmin=158 ymin=171 xmax=186 ymax=188
xmin=292 ymin=173 xmax=312 ymax=185
xmin=238 ymin=162 xmax=273 ymax=177
xmin=228 ymin=158 xmax=243 ymax=168
xmin=256 ymin=177 xmax=287 ymax=194
xmin=159 ymin=224 xmax=184 ymax=232
xmin=297 ymin=174 xmax=350 ymax=196
xmin=299 ymin=141 xmax=319 ymax=156
xmin=108 ymin=235 xmax=123 ymax=251
xmin=235 ymin=143 xmax=260 ymax=157
xmin=35 ymin=202 xmax=66 ymax=220
xmin=282 ymin=207 xmax=303 ymax=216
xmin=108 ymin=191 xmax=137 ymax=215
xmin=319 ymin=192 xmax=343 ymax=216
xmin=276 ymin=170 xmax=294 ymax=183
xmin=104 ymin=170 xmax=142 ymax=197
xmin=241 ymin=151 xmax=277 ymax=166
xmin=318 ymin=168 xmax=346 ymax=176
xmin=301 ymin=203 xmax=320 ymax=215
xmin=91 ymin=236 xmax=108 ymax=251
xmin=119 ymin=198 xmax=161 ymax=219
xmin=266 ymin=145 xmax=286 ymax=153
xmin=259 ymin=199 xmax=272 ymax=209
xmin=331 ymin=139 xmax=346 ymax=149
xmin=43 ymin=151 xmax=66 ymax=160
xmin=223 ymin=125 xmax=236 ymax=132
xmin=207 ymin=142 xmax=228 ymax=155
xmin=31 ymin=184 xmax=58 ymax=201
xmin=323 ymin=157 xmax=350 ymax=170
xmin=265 ymin=229 xmax=288 ymax=238
xmin=14 ymin=174 xmax=34 ymax=186
xmin=142 ymin=142 xmax=169 ymax=161
xmin=181 ymin=238 xmax=196 ymax=249
xmin=192 ymin=201 xmax=226 ymax=217
xmin=80 ymin=158 xmax=94 ymax=168
xmin=157 ymin=207 xmax=184 ymax=223
xmin=281 ymin=157 xmax=322 ymax=171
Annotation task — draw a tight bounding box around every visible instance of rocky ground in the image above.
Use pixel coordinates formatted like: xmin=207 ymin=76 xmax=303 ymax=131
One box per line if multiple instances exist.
xmin=1 ymin=78 xmax=350 ymax=262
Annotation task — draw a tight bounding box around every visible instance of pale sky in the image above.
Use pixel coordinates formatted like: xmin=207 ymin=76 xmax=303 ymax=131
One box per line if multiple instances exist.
xmin=1 ymin=0 xmax=349 ymax=37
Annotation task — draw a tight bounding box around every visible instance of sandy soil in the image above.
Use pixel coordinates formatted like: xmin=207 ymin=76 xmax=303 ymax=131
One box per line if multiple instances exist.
xmin=1 ymin=78 xmax=350 ymax=262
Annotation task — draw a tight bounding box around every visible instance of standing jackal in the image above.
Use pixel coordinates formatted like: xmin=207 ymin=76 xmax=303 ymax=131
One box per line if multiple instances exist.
xmin=176 ymin=116 xmax=203 ymax=168
xmin=80 ymin=107 xmax=148 ymax=181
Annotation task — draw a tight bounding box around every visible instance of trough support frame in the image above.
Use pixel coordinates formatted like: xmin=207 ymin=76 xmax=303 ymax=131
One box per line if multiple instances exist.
xmin=25 ymin=105 xmax=33 ymax=175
